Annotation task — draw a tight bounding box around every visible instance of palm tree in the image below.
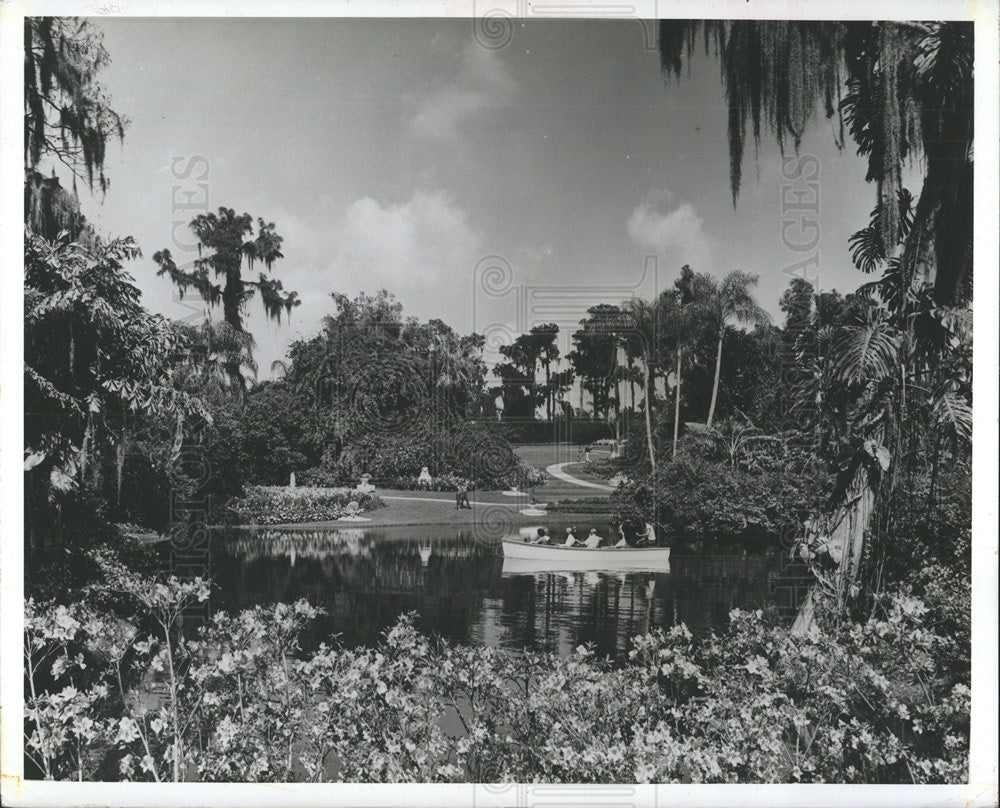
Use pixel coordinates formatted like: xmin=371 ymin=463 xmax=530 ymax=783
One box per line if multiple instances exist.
xmin=619 ymin=298 xmax=661 ymax=471
xmin=666 ymin=266 xmax=700 ymax=459
xmin=529 ymin=324 xmax=560 ymax=420
xmin=694 ymin=271 xmax=771 ymax=428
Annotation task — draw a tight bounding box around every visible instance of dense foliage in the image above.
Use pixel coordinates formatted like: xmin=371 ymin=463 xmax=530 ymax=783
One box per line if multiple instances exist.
xmin=23 ymin=232 xmax=210 ymax=545
xmin=25 ymin=555 xmax=969 ymax=784
xmin=232 ymin=291 xmax=542 ymax=491
xmin=612 ymin=455 xmax=833 ymax=544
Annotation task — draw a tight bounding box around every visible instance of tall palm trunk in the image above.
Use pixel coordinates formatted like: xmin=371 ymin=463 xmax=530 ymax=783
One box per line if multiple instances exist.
xmin=643 ymin=359 xmax=656 ymax=471
xmin=706 ymin=329 xmax=724 ymax=427
xmin=628 ymin=353 xmax=636 ymax=410
xmin=544 ymin=361 xmax=552 ymax=420
xmin=672 ymin=345 xmax=682 ymax=458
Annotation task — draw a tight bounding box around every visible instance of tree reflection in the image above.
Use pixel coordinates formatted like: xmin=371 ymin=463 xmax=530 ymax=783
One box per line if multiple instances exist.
xmin=182 ymin=528 xmax=783 ymax=661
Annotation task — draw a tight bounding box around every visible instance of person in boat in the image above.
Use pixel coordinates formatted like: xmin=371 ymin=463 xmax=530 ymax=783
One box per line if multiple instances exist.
xmin=614 ymin=522 xmax=628 ymax=548
xmin=635 ymin=521 xmax=657 ymax=546
xmin=583 ymin=529 xmax=603 ymax=549
xmin=563 ymin=527 xmax=579 ymax=546
xmin=531 ymin=527 xmax=551 ymax=545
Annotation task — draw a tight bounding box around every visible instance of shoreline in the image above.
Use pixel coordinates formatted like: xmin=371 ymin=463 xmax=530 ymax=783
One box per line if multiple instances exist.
xmin=137 ymin=452 xmax=619 ymax=539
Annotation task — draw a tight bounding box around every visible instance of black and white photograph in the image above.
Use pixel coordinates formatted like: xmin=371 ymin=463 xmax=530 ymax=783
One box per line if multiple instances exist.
xmin=1 ymin=2 xmax=997 ymax=805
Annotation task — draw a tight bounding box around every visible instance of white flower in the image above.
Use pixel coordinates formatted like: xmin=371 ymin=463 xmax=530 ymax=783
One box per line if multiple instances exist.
xmin=114 ymin=717 xmax=140 ymax=744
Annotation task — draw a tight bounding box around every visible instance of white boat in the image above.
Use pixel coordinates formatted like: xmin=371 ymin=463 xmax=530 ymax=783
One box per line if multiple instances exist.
xmin=501 ymin=538 xmax=670 ymax=572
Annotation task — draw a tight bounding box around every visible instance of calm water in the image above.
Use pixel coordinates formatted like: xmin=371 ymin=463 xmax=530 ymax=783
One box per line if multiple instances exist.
xmin=157 ymin=524 xmax=803 ymax=660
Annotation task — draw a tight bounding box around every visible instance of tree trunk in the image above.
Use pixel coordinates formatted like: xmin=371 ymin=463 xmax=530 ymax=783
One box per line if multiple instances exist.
xmin=791 ymin=462 xmax=876 ymax=635
xmin=628 ymin=354 xmax=636 ymax=410
xmin=707 ymin=330 xmax=724 ymax=427
xmin=545 ymin=362 xmax=551 ymax=421
xmin=115 ymin=426 xmax=126 ymax=505
xmin=643 ymin=361 xmax=656 ymax=471
xmin=672 ymin=346 xmax=682 ymax=459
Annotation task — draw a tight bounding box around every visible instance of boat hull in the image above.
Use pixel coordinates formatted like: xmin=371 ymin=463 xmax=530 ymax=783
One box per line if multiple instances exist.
xmin=501 ymin=539 xmax=670 ymax=571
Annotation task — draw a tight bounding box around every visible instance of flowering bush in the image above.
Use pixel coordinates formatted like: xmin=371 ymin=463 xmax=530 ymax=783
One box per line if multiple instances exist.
xmin=24 ymin=554 xmax=969 ymax=784
xmin=227 ymin=486 xmax=384 ymax=525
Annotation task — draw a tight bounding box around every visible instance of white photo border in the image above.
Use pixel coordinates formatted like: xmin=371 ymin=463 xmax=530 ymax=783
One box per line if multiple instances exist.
xmin=1 ymin=1 xmax=996 ymax=806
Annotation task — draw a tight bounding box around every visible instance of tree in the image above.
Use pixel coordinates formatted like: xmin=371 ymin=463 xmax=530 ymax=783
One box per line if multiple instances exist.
xmin=497 ymin=332 xmax=543 ymax=416
xmin=24 ymin=18 xmax=126 ymax=243
xmin=659 ymin=21 xmax=973 ymax=306
xmin=618 ymin=298 xmax=661 ymax=470
xmin=693 ymin=271 xmax=771 ymax=428
xmin=664 ymin=266 xmax=701 ymax=459
xmin=153 ymin=208 xmax=300 ymax=388
xmin=24 ymin=232 xmax=206 ymax=543
xmin=658 ymin=21 xmax=974 ymax=623
xmin=569 ymin=305 xmax=621 ymax=422
xmin=24 ymin=17 xmax=127 ymax=194
xmin=530 ymin=324 xmax=561 ymax=420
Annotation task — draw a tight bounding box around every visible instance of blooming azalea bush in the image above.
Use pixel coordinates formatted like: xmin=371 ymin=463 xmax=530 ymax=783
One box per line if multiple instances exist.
xmin=227 ymin=486 xmax=384 ymax=525
xmin=25 ymin=556 xmax=969 ymax=783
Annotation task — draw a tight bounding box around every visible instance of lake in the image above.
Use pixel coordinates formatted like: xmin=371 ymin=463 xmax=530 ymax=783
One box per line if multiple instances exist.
xmin=157 ymin=523 xmax=809 ymax=661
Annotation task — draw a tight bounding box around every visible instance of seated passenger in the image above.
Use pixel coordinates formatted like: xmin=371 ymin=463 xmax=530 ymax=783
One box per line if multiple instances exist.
xmin=614 ymin=522 xmax=628 ymax=548
xmin=635 ymin=521 xmax=657 ymax=546
xmin=531 ymin=527 xmax=551 ymax=545
xmin=563 ymin=527 xmax=579 ymax=546
xmin=583 ymin=529 xmax=603 ymax=549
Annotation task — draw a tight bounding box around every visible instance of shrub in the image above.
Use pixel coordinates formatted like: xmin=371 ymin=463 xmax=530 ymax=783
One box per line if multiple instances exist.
xmin=296 ymin=467 xmax=352 ymax=488
xmin=320 ymin=420 xmax=542 ymax=491
xmin=611 ymin=456 xmax=834 ymax=543
xmin=583 ymin=457 xmax=630 ymax=479
xmin=226 ymin=486 xmax=384 ymax=526
xmin=25 ymin=560 xmax=969 ymax=784
xmin=502 ymin=418 xmax=614 ymax=445
xmin=389 ymin=471 xmax=476 ymax=492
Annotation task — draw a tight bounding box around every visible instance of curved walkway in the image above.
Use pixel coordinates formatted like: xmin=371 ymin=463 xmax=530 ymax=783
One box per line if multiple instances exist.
xmin=544 ymin=461 xmax=615 ymax=493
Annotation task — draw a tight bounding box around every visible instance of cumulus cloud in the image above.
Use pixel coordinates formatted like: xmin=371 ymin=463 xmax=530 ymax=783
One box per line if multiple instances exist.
xmin=408 ymin=41 xmax=516 ymax=140
xmin=235 ymin=192 xmax=483 ymax=375
xmin=325 ymin=190 xmax=483 ymax=321
xmin=627 ymin=192 xmax=713 ymax=272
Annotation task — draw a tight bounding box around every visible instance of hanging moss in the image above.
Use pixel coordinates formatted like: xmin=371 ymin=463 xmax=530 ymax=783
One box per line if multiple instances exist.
xmin=657 ymin=20 xmax=973 ymax=306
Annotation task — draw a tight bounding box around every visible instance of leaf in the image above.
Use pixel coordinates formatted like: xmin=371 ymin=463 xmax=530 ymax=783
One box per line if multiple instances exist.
xmin=932 ymin=390 xmax=972 ymax=442
xmin=50 ymin=465 xmax=77 ymax=492
xmin=874 ymin=445 xmax=891 ymax=471
xmin=832 ymin=313 xmax=901 ymax=386
xmin=24 ymin=450 xmax=47 ymax=471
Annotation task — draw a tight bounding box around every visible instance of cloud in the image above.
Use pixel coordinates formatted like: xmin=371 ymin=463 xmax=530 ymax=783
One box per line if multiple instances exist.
xmin=627 ymin=192 xmax=713 ymax=272
xmin=408 ymin=41 xmax=516 ymax=140
xmin=323 ymin=190 xmax=484 ymax=323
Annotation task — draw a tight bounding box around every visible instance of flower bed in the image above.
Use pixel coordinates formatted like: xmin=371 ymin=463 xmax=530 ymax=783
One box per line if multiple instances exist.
xmin=227 ymin=485 xmax=384 ymax=525
xmin=26 ymin=561 xmax=970 ymax=784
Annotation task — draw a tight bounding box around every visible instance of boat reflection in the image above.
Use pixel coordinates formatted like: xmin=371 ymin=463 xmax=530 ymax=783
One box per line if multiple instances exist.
xmin=501 ymin=555 xmax=670 ymax=575
xmin=165 ymin=525 xmax=788 ymax=661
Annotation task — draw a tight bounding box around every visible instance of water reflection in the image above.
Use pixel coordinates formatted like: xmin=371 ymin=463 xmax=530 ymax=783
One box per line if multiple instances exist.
xmin=160 ymin=525 xmax=786 ymax=661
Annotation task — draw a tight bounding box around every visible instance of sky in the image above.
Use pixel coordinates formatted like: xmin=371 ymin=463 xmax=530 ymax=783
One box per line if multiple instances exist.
xmin=73 ymin=17 xmax=888 ymax=376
